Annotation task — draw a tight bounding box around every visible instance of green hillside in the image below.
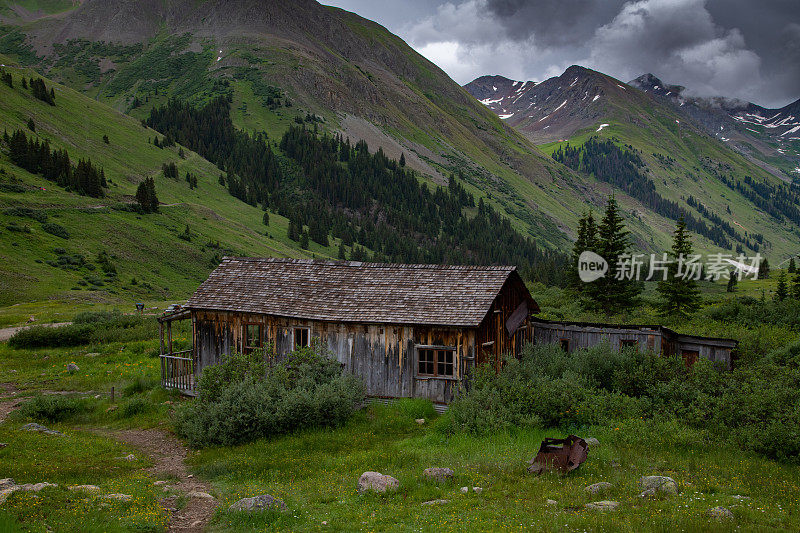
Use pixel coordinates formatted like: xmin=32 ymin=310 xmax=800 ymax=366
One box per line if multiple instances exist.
xmin=0 ymin=60 xmax=339 ymax=308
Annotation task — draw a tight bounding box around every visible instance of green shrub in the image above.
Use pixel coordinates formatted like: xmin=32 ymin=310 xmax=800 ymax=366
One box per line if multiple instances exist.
xmin=3 ymin=206 xmax=47 ymax=222
xmin=41 ymin=222 xmax=70 ymax=239
xmin=123 ymin=376 xmax=158 ymax=396
xmin=16 ymin=395 xmax=91 ymax=423
xmin=393 ymin=398 xmax=437 ymax=420
xmin=8 ymin=324 xmax=94 ymax=348
xmin=119 ymin=397 xmax=152 ymax=418
xmin=442 ymin=342 xmax=800 ymax=463
xmin=174 ymin=344 xmax=365 ymax=447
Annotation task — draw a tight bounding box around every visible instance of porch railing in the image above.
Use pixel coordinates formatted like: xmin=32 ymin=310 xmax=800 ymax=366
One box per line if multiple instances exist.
xmin=160 ymin=349 xmax=195 ymax=395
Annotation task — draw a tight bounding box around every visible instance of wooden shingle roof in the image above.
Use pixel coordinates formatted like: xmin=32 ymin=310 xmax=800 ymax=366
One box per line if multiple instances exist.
xmin=186 ymin=257 xmax=537 ymax=327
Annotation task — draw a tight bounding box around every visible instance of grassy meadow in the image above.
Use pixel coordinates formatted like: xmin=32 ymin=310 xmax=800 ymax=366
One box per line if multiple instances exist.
xmin=0 ymin=276 xmax=798 ymax=532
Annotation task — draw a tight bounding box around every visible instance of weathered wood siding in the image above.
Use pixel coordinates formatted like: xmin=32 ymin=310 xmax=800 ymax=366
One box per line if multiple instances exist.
xmin=532 ymin=322 xmax=663 ymax=353
xmin=674 ymin=336 xmax=732 ymax=369
xmin=476 ymin=276 xmax=535 ymax=369
xmin=192 ymin=310 xmax=477 ymax=404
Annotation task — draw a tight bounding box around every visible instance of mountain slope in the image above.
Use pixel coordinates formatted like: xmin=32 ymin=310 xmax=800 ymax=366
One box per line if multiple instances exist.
xmin=464 ymin=66 xmax=800 ymax=259
xmin=0 ymin=60 xmax=338 ymax=305
xmin=0 ymin=0 xmax=589 ymax=250
xmin=629 ymin=73 xmax=800 ymax=181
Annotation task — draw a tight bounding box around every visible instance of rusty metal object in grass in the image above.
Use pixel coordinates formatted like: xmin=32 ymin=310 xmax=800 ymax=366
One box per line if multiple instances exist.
xmin=527 ymin=435 xmax=588 ymax=475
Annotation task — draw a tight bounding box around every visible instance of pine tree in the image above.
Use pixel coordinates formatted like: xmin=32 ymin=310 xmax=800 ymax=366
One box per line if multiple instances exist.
xmin=262 ymin=211 xmax=270 ymax=226
xmin=287 ymin=218 xmax=300 ymax=242
xmin=135 ymin=177 xmax=159 ymax=213
xmin=585 ymin=196 xmax=641 ymax=313
xmin=789 ymin=257 xmax=796 ymax=273
xmin=758 ymin=258 xmax=770 ymax=279
xmin=792 ymin=273 xmax=800 ymax=300
xmin=657 ymin=215 xmax=702 ymax=317
xmin=775 ymin=271 xmax=788 ymax=301
xmin=338 ymin=242 xmax=346 ymax=260
xmin=27 ymin=118 xmax=35 ymax=132
xmin=399 ymin=152 xmax=406 ymax=167
xmin=726 ymin=272 xmax=738 ymax=292
xmin=300 ymin=231 xmax=309 ymax=249
xmin=568 ymin=211 xmax=597 ymax=292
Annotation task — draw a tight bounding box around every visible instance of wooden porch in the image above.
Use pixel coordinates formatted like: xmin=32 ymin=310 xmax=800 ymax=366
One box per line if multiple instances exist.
xmin=158 ymin=307 xmax=196 ymax=396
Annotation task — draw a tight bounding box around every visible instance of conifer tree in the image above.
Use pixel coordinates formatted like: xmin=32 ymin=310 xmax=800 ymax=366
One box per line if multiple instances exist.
xmin=726 ymin=271 xmax=738 ymax=292
xmin=262 ymin=211 xmax=270 ymax=226
xmin=792 ymin=273 xmax=800 ymax=300
xmin=775 ymin=271 xmax=788 ymax=301
xmin=758 ymin=258 xmax=770 ymax=279
xmin=657 ymin=216 xmax=702 ymax=317
xmin=338 ymin=242 xmax=347 ymax=260
xmin=300 ymin=231 xmax=309 ymax=250
xmin=399 ymin=152 xmax=406 ymax=167
xmin=586 ymin=195 xmax=641 ymax=313
xmin=789 ymin=257 xmax=796 ymax=273
xmin=568 ymin=211 xmax=597 ymax=292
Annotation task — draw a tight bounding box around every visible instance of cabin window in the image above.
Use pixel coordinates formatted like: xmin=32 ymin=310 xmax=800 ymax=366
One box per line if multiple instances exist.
xmin=244 ymin=324 xmax=262 ymax=354
xmin=294 ymin=327 xmax=310 ymax=349
xmin=620 ymin=339 xmax=638 ymax=350
xmin=559 ymin=339 xmax=570 ymax=352
xmin=417 ymin=348 xmax=455 ymax=378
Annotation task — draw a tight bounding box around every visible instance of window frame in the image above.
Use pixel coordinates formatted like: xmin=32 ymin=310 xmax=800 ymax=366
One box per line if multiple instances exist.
xmin=243 ymin=323 xmax=262 ymax=354
xmin=620 ymin=339 xmax=639 ymax=350
xmin=294 ymin=327 xmax=311 ymax=350
xmin=416 ymin=344 xmax=456 ymax=379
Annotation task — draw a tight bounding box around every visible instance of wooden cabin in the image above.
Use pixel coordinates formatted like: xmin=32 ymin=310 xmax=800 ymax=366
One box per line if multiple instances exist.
xmin=532 ymin=319 xmax=736 ymax=369
xmin=159 ymin=257 xmax=539 ymax=406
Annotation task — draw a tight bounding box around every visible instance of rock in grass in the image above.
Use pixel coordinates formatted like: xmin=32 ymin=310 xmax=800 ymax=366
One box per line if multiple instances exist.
xmin=546 ymin=499 xmax=558 ymax=506
xmin=0 ymin=482 xmax=58 ymax=503
xmin=121 ymin=454 xmax=136 ymax=462
xmin=229 ymin=494 xmax=287 ymax=512
xmin=20 ymin=423 xmax=63 ymax=436
xmin=585 ymin=500 xmax=619 ymax=511
xmin=460 ymin=487 xmax=469 ymax=494
xmin=708 ymin=506 xmax=734 ymax=519
xmin=585 ymin=437 xmax=600 ymax=446
xmin=421 ymin=499 xmax=449 ymax=506
xmin=0 ymin=479 xmax=15 ymax=491
xmin=423 ymin=467 xmax=454 ymax=482
xmin=357 ymin=472 xmax=399 ymax=494
xmin=415 ymin=418 xmax=425 ymax=425
xmin=68 ymin=485 xmax=101 ymax=494
xmin=67 ymin=363 xmax=79 ymax=373
xmin=472 ymin=487 xmax=483 ymax=494
xmin=585 ymin=482 xmax=612 ymax=495
xmin=639 ymin=476 xmax=678 ymax=496
xmin=103 ymin=493 xmax=132 ymax=502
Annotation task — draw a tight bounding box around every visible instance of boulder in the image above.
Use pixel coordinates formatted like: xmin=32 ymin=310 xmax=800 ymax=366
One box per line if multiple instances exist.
xmin=423 ymin=467 xmax=453 ymax=482
xmin=0 ymin=479 xmax=15 ymax=491
xmin=229 ymin=494 xmax=287 ymax=512
xmin=639 ymin=476 xmax=678 ymax=496
xmin=68 ymin=485 xmax=101 ymax=494
xmin=20 ymin=423 xmax=63 ymax=436
xmin=585 ymin=437 xmax=600 ymax=446
xmin=546 ymin=499 xmax=558 ymax=506
xmin=415 ymin=419 xmax=425 ymax=425
xmin=0 ymin=482 xmax=58 ymax=503
xmin=421 ymin=499 xmax=449 ymax=506
xmin=585 ymin=500 xmax=619 ymax=511
xmin=460 ymin=487 xmax=469 ymax=494
xmin=585 ymin=482 xmax=612 ymax=495
xmin=707 ymin=506 xmax=734 ymax=520
xmin=103 ymin=493 xmax=132 ymax=502
xmin=472 ymin=487 xmax=483 ymax=494
xmin=67 ymin=363 xmax=80 ymax=373
xmin=357 ymin=472 xmax=399 ymax=494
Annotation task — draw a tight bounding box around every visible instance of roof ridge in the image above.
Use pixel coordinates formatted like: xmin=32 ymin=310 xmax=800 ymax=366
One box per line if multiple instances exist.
xmin=221 ymin=256 xmax=517 ymax=271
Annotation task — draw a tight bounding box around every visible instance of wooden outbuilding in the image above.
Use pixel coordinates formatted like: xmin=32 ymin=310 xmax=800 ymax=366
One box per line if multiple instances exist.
xmin=159 ymin=257 xmax=539 ymax=405
xmin=531 ymin=319 xmax=736 ymax=369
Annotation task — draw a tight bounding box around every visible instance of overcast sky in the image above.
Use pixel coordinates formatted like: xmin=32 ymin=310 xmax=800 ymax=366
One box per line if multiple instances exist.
xmin=322 ymin=0 xmax=800 ymax=108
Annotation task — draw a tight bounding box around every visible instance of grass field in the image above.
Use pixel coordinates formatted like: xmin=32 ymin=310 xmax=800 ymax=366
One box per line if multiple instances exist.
xmin=0 ymin=280 xmax=799 ymax=531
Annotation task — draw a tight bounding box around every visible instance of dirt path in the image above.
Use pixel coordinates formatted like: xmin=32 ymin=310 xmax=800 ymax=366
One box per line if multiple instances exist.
xmin=0 ymin=322 xmax=72 ymax=342
xmin=0 ymin=383 xmax=22 ymax=424
xmin=114 ymin=429 xmax=218 ymax=532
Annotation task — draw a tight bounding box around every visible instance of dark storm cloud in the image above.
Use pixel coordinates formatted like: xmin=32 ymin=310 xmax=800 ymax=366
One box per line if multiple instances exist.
xmin=323 ymin=0 xmax=800 ymax=108
xmin=485 ymin=0 xmax=622 ymax=46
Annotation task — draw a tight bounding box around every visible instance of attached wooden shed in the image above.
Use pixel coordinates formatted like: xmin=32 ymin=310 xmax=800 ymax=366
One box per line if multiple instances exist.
xmin=531 ymin=319 xmax=736 ymax=369
xmin=160 ymin=257 xmax=539 ymax=405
